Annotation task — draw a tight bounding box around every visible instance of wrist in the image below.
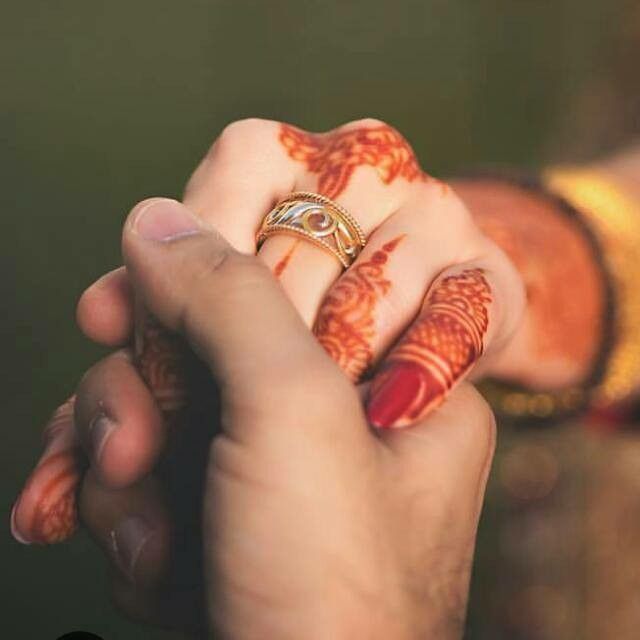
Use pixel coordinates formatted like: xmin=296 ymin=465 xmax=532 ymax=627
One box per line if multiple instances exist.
xmin=453 ymin=157 xmax=640 ymax=420
xmin=451 ymin=175 xmax=607 ymax=391
xmin=543 ymin=166 xmax=640 ymax=408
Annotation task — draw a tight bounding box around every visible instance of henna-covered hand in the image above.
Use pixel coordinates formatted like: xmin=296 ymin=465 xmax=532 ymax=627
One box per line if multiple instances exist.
xmin=367 ymin=268 xmax=493 ymax=428
xmin=12 ymin=118 xmax=526 ymax=635
xmin=122 ymin=200 xmax=498 ymax=637
xmin=279 ymin=122 xmax=423 ymax=199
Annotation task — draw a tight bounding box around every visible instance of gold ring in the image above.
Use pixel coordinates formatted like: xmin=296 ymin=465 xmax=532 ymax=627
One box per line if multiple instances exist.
xmin=256 ymin=191 xmax=366 ymax=268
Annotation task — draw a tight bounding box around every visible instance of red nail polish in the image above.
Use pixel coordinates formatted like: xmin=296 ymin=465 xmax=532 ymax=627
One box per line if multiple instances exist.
xmin=366 ymin=362 xmax=443 ymax=428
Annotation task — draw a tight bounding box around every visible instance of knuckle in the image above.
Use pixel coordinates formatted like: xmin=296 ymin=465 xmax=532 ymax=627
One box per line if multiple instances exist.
xmin=186 ymin=118 xmax=283 ymax=196
xmin=342 ymin=116 xmax=390 ymax=131
xmin=439 ymin=189 xmax=474 ymax=228
xmin=256 ymin=363 xmax=360 ymax=424
xmin=409 ymin=182 xmax=476 ymax=238
xmin=213 ymin=117 xmax=277 ymax=156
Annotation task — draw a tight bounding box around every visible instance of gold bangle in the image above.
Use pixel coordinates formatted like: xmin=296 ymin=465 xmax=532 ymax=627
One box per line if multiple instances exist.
xmin=480 ymin=168 xmax=640 ymax=421
xmin=543 ymin=167 xmax=640 ymax=408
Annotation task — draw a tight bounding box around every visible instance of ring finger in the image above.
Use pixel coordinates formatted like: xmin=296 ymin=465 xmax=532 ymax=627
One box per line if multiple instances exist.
xmin=256 ymin=119 xmax=424 ymax=324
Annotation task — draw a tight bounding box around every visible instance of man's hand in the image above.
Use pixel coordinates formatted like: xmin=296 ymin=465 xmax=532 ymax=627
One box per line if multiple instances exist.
xmin=112 ymin=198 xmax=496 ymax=638
xmin=11 ymin=118 xmax=525 ymax=635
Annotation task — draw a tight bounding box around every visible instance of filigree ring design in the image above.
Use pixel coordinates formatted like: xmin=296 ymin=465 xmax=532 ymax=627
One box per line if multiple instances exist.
xmin=257 ymin=191 xmax=366 ymax=268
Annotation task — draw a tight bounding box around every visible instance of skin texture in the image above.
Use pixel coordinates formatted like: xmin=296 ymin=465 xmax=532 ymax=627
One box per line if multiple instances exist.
xmin=367 ymin=269 xmax=492 ymax=428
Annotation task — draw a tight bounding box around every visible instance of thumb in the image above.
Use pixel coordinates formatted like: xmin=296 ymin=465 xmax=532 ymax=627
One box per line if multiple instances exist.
xmin=121 ymin=198 xmax=336 ymax=428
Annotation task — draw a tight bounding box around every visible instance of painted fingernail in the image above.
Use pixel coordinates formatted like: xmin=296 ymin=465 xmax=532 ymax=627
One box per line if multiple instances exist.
xmin=366 ymin=362 xmax=441 ymax=429
xmin=89 ymin=412 xmax=117 ymax=465
xmin=133 ymin=199 xmax=201 ymax=242
xmin=109 ymin=516 xmax=155 ymax=583
xmin=10 ymin=497 xmax=31 ymax=545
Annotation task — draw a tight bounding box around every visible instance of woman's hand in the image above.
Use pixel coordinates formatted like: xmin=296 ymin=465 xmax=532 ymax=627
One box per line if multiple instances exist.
xmin=115 ymin=199 xmax=495 ymax=638
xmin=11 ymin=118 xmax=525 ymax=631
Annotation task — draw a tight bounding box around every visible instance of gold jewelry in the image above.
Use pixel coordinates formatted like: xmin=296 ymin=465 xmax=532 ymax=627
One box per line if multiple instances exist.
xmin=481 ymin=168 xmax=640 ymax=421
xmin=257 ymin=191 xmax=366 ymax=268
xmin=544 ymin=168 xmax=640 ymax=408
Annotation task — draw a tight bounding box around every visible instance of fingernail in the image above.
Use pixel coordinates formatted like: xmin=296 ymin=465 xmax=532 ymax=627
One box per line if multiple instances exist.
xmin=109 ymin=516 xmax=154 ymax=583
xmin=89 ymin=412 xmax=117 ymax=465
xmin=10 ymin=497 xmax=31 ymax=545
xmin=366 ymin=362 xmax=440 ymax=428
xmin=132 ymin=199 xmax=201 ymax=242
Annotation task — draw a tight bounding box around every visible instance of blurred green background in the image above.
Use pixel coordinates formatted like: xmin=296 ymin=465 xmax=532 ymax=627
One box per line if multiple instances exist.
xmin=3 ymin=1 xmax=639 ymax=638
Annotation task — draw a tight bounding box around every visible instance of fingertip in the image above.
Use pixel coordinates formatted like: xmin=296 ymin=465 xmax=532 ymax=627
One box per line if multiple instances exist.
xmin=9 ymin=459 xmax=80 ymax=545
xmin=365 ymin=362 xmax=436 ymax=429
xmin=76 ymin=267 xmax=134 ymax=345
xmin=76 ymin=353 xmax=166 ymax=490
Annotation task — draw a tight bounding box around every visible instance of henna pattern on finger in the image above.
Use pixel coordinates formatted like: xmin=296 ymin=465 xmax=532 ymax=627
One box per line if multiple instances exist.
xmin=280 ymin=124 xmax=424 ymax=198
xmin=313 ymin=236 xmax=405 ymax=381
xmin=12 ymin=396 xmax=83 ymax=544
xmin=273 ymin=239 xmax=300 ymax=278
xmin=26 ymin=452 xmax=80 ymax=543
xmin=367 ymin=269 xmax=492 ymax=428
xmin=136 ymin=316 xmax=189 ymax=414
xmin=13 ymin=317 xmax=194 ymax=545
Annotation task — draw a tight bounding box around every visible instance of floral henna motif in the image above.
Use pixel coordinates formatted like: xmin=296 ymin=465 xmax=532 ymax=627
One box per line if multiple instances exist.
xmin=313 ymin=236 xmax=405 ymax=381
xmin=12 ymin=397 xmax=82 ymax=544
xmin=280 ymin=123 xmax=424 ymax=199
xmin=367 ymin=269 xmax=492 ymax=428
xmin=136 ymin=315 xmax=189 ymax=415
